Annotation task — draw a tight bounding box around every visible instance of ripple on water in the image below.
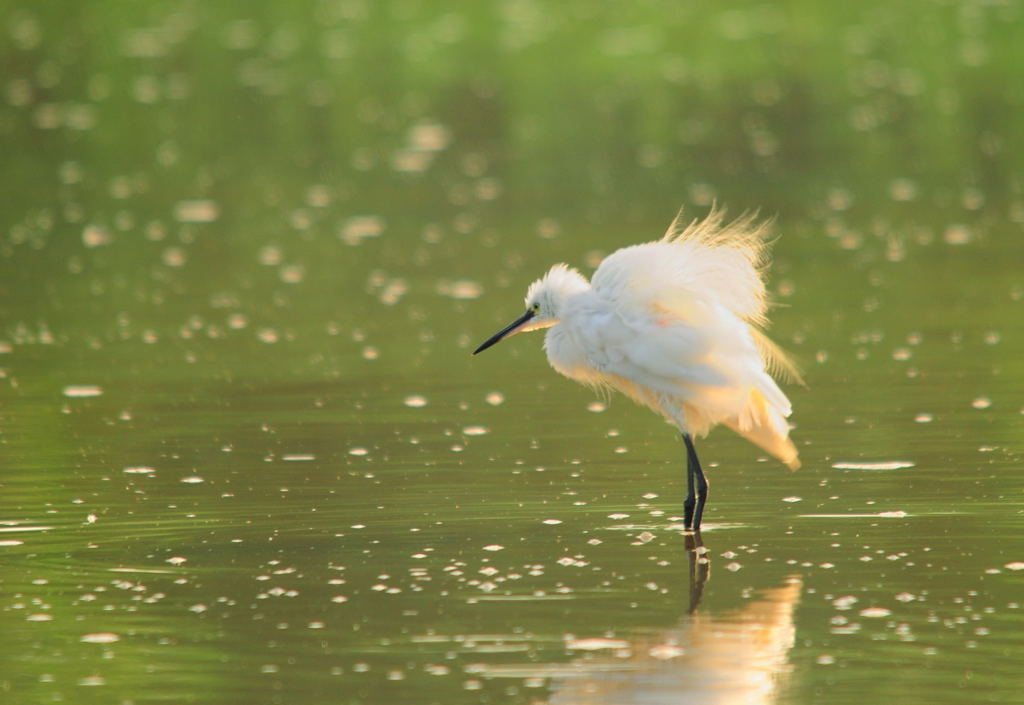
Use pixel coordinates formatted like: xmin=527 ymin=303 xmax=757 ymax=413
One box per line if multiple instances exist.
xmin=799 ymin=511 xmax=910 ymax=519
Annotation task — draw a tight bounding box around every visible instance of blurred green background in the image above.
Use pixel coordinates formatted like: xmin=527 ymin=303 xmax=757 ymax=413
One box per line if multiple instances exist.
xmin=2 ymin=2 xmax=1023 ymax=704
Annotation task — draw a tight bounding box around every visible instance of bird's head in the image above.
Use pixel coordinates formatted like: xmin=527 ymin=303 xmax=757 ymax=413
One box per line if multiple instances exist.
xmin=473 ymin=264 xmax=588 ymax=354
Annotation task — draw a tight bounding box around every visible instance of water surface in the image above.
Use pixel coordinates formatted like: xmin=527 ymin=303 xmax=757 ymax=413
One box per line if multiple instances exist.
xmin=2 ymin=2 xmax=1024 ymax=704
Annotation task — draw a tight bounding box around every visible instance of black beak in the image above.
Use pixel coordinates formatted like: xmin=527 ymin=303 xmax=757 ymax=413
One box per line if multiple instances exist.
xmin=473 ymin=309 xmax=535 ymax=355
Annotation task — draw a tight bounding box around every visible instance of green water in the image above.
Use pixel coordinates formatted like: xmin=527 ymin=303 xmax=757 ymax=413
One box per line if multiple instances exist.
xmin=3 ymin=2 xmax=1024 ymax=704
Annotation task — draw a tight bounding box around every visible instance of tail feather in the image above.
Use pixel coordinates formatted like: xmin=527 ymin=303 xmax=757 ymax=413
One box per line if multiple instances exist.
xmin=724 ymin=388 xmax=800 ymax=470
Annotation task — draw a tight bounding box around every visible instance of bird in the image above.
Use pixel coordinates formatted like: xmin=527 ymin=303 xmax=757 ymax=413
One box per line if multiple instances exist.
xmin=473 ymin=207 xmax=801 ymax=533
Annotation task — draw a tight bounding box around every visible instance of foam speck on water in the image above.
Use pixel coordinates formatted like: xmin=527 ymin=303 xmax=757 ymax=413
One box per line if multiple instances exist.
xmin=565 ymin=637 xmax=630 ymax=651
xmin=831 ymin=461 xmax=915 ymax=471
xmin=63 ymin=385 xmax=103 ymax=398
xmin=340 ymin=216 xmax=384 ymax=245
xmin=174 ymin=199 xmax=220 ymax=223
xmin=0 ymin=525 xmax=54 ymax=533
xmin=437 ymin=280 xmax=483 ymax=299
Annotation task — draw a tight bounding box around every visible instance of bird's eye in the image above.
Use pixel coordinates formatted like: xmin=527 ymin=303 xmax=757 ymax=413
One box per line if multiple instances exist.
xmin=531 ymin=303 xmax=540 ymax=312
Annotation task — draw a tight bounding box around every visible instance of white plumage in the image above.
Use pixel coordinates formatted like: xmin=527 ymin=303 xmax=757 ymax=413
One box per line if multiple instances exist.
xmin=474 ymin=208 xmax=801 ymax=531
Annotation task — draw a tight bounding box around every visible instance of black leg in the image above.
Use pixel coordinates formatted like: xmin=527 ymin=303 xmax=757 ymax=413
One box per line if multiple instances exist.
xmin=683 ymin=434 xmax=696 ymax=529
xmin=682 ymin=433 xmax=709 ymax=532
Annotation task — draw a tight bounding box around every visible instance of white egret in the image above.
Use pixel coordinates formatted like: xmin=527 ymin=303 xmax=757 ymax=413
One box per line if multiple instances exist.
xmin=473 ymin=208 xmax=801 ymax=532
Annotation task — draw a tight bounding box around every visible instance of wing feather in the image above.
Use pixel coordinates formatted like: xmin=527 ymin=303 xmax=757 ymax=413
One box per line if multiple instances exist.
xmin=749 ymin=327 xmax=805 ymax=387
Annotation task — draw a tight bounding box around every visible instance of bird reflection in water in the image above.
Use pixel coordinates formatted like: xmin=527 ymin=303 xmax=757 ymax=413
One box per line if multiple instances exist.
xmin=685 ymin=532 xmax=710 ymax=615
xmin=546 ymin=535 xmax=802 ymax=705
